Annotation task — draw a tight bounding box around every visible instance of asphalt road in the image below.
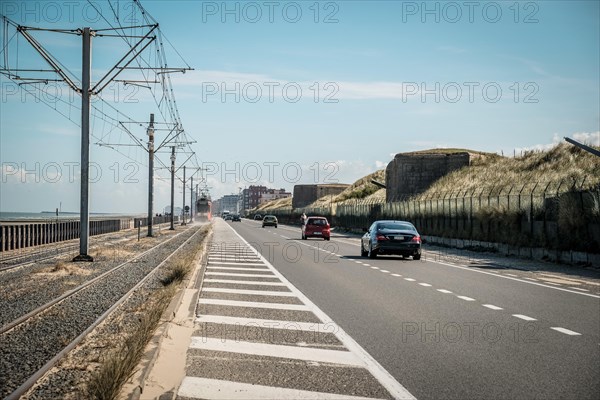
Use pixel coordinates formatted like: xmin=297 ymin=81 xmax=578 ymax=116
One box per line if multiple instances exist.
xmin=225 ymin=218 xmax=600 ymax=400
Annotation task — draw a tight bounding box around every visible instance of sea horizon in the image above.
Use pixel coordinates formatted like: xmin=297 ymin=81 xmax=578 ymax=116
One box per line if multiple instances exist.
xmin=0 ymin=211 xmax=144 ymax=221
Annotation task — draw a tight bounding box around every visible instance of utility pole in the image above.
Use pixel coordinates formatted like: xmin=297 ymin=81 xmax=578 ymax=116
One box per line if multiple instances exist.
xmin=170 ymin=146 xmax=176 ymax=230
xmin=190 ymin=175 xmax=194 ymax=223
xmin=0 ymin=16 xmax=191 ymax=261
xmin=73 ymin=27 xmax=93 ymax=262
xmin=182 ymin=165 xmax=187 ymax=225
xmin=147 ymin=113 xmax=155 ymax=237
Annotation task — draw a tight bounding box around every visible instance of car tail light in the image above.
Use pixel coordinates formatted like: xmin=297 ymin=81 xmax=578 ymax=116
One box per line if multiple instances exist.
xmin=376 ymin=234 xmax=388 ymax=241
xmin=411 ymin=235 xmax=421 ymax=244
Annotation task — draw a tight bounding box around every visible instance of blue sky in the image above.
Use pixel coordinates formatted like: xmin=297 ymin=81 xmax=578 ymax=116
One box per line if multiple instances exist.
xmin=1 ymin=0 xmax=599 ymax=213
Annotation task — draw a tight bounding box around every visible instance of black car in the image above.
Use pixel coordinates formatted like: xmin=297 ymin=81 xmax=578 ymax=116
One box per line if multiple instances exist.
xmin=361 ymin=220 xmax=422 ymax=260
xmin=231 ymin=214 xmax=241 ymax=222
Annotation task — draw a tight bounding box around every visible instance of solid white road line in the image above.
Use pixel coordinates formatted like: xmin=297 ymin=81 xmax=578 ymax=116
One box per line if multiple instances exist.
xmin=437 ymin=289 xmax=453 ymax=294
xmin=207 ymin=266 xmax=271 ymax=272
xmin=205 ymin=272 xmax=277 ymax=278
xmin=204 ymin=278 xmax=287 ymax=286
xmin=178 ymin=377 xmax=387 ymax=400
xmin=512 ymin=314 xmax=537 ymax=321
xmin=208 ymin=261 xmax=266 ymax=266
xmin=550 ymin=327 xmax=581 ymax=336
xmin=456 ymin=296 xmax=475 ymax=301
xmin=482 ymin=304 xmax=503 ymax=310
xmin=199 ymin=298 xmax=310 ymax=311
xmin=225 ymin=223 xmax=416 ymax=399
xmin=196 ymin=315 xmax=335 ymax=333
xmin=202 ymin=287 xmax=297 ymax=297
xmin=190 ymin=337 xmax=363 ymax=366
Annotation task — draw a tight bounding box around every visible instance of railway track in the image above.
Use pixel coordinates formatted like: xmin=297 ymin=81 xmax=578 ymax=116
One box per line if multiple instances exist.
xmin=0 ymin=224 xmax=205 ymax=399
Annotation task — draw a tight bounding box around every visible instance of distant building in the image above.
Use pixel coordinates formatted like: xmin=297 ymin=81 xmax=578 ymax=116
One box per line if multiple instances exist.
xmin=259 ymin=188 xmax=292 ymax=205
xmin=292 ymin=184 xmax=349 ymax=209
xmin=243 ymin=185 xmax=268 ymax=210
xmin=220 ymin=195 xmax=240 ymax=214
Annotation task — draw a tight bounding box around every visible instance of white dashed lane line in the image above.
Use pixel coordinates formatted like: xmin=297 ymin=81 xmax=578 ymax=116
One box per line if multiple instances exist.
xmin=437 ymin=289 xmax=453 ymax=294
xmin=482 ymin=304 xmax=504 ymax=310
xmin=512 ymin=314 xmax=537 ymax=321
xmin=404 ymin=278 xmax=416 ymax=282
xmin=550 ymin=327 xmax=582 ymax=336
xmin=456 ymin=296 xmax=476 ymax=301
xmin=391 ymin=274 xmax=402 ymax=277
xmin=418 ymin=283 xmax=432 ymax=287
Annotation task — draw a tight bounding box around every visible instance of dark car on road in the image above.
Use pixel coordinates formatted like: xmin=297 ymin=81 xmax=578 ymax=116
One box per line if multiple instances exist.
xmin=302 ymin=216 xmax=330 ymax=240
xmin=231 ymin=214 xmax=241 ymax=222
xmin=254 ymin=214 xmax=262 ymax=220
xmin=361 ymin=220 xmax=421 ymax=260
xmin=262 ymin=215 xmax=278 ymax=228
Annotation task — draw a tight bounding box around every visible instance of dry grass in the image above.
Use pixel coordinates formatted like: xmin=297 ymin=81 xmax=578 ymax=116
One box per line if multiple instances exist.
xmin=86 ymin=288 xmax=175 ymax=400
xmin=255 ymin=196 xmax=293 ymax=211
xmin=418 ymin=143 xmax=600 ymax=197
xmin=332 ymin=169 xmax=386 ymax=203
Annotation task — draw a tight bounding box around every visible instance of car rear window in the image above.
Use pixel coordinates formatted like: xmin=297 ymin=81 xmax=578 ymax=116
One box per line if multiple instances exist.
xmin=378 ymin=223 xmax=415 ymax=231
xmin=307 ymin=218 xmax=327 ymax=225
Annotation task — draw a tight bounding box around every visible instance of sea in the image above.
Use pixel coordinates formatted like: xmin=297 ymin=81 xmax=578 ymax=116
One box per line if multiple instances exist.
xmin=0 ymin=211 xmax=141 ymax=222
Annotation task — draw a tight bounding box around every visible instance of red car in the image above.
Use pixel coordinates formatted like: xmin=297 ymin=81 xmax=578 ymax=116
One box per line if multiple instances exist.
xmin=302 ymin=216 xmax=330 ymax=240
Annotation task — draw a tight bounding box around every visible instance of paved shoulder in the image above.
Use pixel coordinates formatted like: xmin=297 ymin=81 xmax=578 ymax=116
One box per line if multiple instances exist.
xmin=177 ymin=219 xmax=414 ymax=400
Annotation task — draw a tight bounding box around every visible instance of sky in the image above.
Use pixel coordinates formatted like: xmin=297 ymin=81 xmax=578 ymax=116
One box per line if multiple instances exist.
xmin=0 ymin=0 xmax=599 ymax=214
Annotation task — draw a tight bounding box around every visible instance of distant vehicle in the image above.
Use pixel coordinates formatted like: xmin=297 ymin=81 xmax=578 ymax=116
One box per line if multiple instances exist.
xmin=232 ymin=214 xmax=241 ymax=222
xmin=224 ymin=214 xmax=233 ymax=221
xmin=302 ymin=216 xmax=330 ymax=240
xmin=221 ymin=211 xmax=231 ymax=218
xmin=361 ymin=220 xmax=421 ymax=260
xmin=262 ymin=215 xmax=278 ymax=228
xmin=254 ymin=214 xmax=262 ymax=220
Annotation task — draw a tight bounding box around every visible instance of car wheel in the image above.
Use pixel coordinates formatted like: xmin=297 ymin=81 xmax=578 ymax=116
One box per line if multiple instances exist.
xmin=275 ymin=225 xmax=278 ymax=228
xmin=413 ymin=253 xmax=421 ymax=261
xmin=325 ymin=237 xmax=330 ymax=241
xmin=368 ymin=244 xmax=377 ymax=259
xmin=262 ymin=225 xmax=265 ymax=228
xmin=360 ymin=243 xmax=368 ymax=257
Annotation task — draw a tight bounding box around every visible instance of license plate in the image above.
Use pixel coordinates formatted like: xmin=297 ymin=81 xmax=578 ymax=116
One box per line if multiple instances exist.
xmin=314 ymin=232 xmax=322 ymax=235
xmin=393 ymin=236 xmax=404 ymax=241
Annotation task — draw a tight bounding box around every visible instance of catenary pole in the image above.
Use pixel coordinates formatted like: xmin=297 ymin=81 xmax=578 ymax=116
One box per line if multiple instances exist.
xmin=73 ymin=27 xmax=93 ymax=262
xmin=147 ymin=113 xmax=155 ymax=236
xmin=190 ymin=175 xmax=194 ymax=223
xmin=170 ymin=146 xmax=175 ymax=230
xmin=182 ymin=165 xmax=186 ymax=225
